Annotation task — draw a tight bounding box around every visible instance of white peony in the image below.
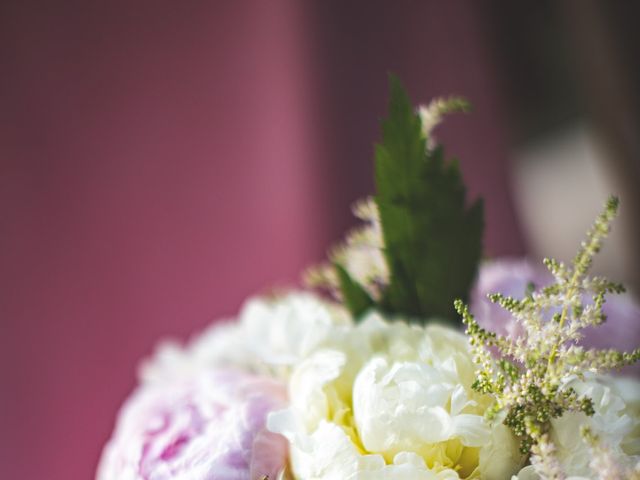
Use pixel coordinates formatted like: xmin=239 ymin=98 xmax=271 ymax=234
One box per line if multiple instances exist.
xmin=140 ymin=291 xmax=350 ymax=384
xmin=512 ymin=375 xmax=640 ymax=479
xmin=268 ymin=313 xmax=523 ymax=479
xmin=239 ymin=292 xmax=351 ymax=366
xmin=139 ymin=319 xmax=249 ymax=384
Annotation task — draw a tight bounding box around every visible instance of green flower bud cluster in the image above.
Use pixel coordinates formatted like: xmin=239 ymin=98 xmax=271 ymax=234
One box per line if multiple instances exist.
xmin=455 ymin=196 xmax=639 ymax=474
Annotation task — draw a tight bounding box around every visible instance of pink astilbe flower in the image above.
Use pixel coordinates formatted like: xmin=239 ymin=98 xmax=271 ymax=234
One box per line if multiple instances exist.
xmin=471 ymin=258 xmax=640 ymax=376
xmin=97 ymin=369 xmax=288 ymax=480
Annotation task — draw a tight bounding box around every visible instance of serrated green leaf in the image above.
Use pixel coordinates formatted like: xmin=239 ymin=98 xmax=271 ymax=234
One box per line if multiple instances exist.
xmin=334 ymin=262 xmax=375 ymax=319
xmin=375 ymin=75 xmax=484 ymax=324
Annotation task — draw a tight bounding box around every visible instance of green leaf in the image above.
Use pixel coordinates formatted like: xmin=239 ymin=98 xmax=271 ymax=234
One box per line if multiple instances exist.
xmin=334 ymin=262 xmax=375 ymax=318
xmin=375 ymin=75 xmax=483 ymax=324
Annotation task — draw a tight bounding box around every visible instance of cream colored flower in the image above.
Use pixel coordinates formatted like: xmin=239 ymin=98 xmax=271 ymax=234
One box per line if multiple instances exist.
xmin=240 ymin=292 xmax=351 ymax=366
xmin=512 ymin=375 xmax=640 ymax=479
xmin=269 ymin=313 xmax=523 ymax=479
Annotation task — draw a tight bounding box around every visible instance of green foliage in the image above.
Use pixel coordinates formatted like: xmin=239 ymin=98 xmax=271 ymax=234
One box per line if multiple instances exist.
xmin=334 ymin=263 xmax=374 ymax=318
xmin=374 ymin=76 xmax=483 ymax=323
xmin=323 ymin=76 xmax=483 ymax=323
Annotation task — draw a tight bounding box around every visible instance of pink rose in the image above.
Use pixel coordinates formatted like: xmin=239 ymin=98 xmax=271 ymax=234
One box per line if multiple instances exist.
xmin=471 ymin=258 xmax=640 ymax=376
xmin=97 ymin=369 xmax=288 ymax=480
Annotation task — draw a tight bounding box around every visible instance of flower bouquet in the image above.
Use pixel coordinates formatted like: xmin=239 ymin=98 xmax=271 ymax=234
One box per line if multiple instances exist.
xmin=97 ymin=77 xmax=640 ymax=480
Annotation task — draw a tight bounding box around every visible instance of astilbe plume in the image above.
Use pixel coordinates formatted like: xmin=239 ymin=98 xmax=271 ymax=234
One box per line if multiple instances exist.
xmin=581 ymin=426 xmax=640 ymax=480
xmin=455 ymin=196 xmax=640 ymax=480
xmin=303 ymin=197 xmax=387 ymax=302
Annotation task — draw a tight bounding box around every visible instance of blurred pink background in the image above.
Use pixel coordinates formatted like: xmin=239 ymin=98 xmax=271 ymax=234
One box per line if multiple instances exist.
xmin=2 ymin=1 xmax=638 ymax=479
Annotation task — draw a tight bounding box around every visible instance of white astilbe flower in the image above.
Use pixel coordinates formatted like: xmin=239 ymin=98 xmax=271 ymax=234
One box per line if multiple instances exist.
xmin=529 ymin=435 xmax=564 ymax=480
xmin=333 ymin=198 xmax=388 ymax=298
xmin=470 ymin=258 xmax=640 ymax=376
xmin=457 ymin=197 xmax=640 ymax=480
xmin=418 ymin=96 xmax=470 ymax=148
xmin=305 ymin=197 xmax=388 ymax=301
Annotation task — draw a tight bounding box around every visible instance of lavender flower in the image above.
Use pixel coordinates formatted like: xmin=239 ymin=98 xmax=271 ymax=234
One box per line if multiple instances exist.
xmin=471 ymin=258 xmax=640 ymax=376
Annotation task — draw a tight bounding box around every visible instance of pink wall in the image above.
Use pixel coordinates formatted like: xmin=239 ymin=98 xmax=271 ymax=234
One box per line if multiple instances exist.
xmin=308 ymin=0 xmax=524 ymax=256
xmin=1 ymin=2 xmax=326 ymax=478
xmin=1 ymin=1 xmax=522 ymax=479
